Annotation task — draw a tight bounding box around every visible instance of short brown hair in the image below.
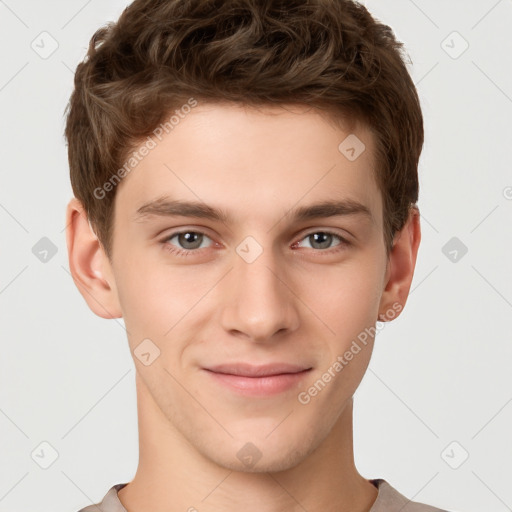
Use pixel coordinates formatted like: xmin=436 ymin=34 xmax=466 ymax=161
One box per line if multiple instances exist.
xmin=64 ymin=0 xmax=423 ymax=260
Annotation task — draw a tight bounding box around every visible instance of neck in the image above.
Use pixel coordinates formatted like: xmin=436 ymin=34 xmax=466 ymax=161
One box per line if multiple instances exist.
xmin=118 ymin=372 xmax=378 ymax=512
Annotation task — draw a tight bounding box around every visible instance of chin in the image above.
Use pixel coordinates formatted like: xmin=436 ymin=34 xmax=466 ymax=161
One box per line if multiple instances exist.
xmin=201 ymin=428 xmax=323 ymax=475
xmin=213 ymin=447 xmax=311 ymax=474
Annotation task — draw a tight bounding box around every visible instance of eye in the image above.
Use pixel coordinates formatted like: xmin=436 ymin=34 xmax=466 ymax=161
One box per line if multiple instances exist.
xmin=293 ymin=230 xmax=350 ymax=252
xmin=161 ymin=230 xmax=214 ymax=257
xmin=160 ymin=228 xmax=351 ymax=258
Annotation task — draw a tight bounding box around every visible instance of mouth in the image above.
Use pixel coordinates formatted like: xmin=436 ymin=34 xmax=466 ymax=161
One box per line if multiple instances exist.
xmin=202 ymin=363 xmax=313 ymax=396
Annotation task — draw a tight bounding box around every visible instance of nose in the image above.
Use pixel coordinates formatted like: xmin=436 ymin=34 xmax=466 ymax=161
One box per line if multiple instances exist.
xmin=219 ymin=242 xmax=300 ymax=343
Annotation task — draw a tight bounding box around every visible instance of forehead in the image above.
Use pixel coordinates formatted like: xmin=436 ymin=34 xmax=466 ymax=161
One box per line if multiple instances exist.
xmin=114 ymin=102 xmax=382 ymax=229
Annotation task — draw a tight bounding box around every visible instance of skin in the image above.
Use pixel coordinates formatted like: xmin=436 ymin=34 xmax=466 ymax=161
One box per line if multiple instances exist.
xmin=66 ymin=102 xmax=421 ymax=512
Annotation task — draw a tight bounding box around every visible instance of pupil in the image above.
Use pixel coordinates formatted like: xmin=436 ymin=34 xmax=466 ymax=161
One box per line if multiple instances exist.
xmin=312 ymin=232 xmax=331 ymax=249
xmin=180 ymin=232 xmax=201 ymax=249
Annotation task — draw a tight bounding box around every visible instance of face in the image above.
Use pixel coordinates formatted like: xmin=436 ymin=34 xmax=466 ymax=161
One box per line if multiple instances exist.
xmin=105 ymin=102 xmax=392 ymax=472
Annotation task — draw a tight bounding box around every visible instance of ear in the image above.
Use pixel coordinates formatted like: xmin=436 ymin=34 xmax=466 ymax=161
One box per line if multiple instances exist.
xmin=377 ymin=206 xmax=421 ymax=322
xmin=65 ymin=197 xmax=122 ymax=319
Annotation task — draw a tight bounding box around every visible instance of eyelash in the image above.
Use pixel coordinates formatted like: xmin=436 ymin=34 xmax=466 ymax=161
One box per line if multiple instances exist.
xmin=160 ymin=229 xmax=351 ymax=257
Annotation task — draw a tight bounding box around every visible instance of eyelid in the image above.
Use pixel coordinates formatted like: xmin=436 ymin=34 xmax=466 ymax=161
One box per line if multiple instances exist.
xmin=161 ymin=229 xmax=217 ymax=248
xmin=293 ymin=229 xmax=351 ymax=250
xmin=160 ymin=226 xmax=351 ymax=256
xmin=299 ymin=226 xmax=352 ymax=240
xmin=160 ymin=226 xmax=350 ymax=244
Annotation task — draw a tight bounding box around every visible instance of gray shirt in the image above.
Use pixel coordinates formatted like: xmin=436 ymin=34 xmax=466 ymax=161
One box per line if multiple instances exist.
xmin=77 ymin=478 xmax=452 ymax=511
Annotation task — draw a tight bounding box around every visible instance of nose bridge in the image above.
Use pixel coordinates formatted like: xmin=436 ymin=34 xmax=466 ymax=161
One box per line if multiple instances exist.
xmin=219 ymin=235 xmax=299 ymax=341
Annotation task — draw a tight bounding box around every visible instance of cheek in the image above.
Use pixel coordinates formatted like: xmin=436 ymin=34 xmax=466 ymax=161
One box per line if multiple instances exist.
xmin=113 ymin=260 xmax=231 ymax=373
xmin=299 ymin=267 xmax=382 ymax=400
xmin=297 ymin=257 xmax=384 ymax=335
xmin=113 ymin=259 xmax=201 ymax=342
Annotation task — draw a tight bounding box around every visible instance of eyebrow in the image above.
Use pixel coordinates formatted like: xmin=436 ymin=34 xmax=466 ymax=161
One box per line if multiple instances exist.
xmin=134 ymin=196 xmax=373 ymax=224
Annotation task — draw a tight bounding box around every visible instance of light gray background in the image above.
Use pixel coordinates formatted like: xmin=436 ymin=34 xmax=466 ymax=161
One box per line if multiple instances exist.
xmin=1 ymin=1 xmax=511 ymax=511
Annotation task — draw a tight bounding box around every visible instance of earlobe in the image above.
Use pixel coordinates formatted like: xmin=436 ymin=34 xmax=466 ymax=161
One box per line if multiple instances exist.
xmin=377 ymin=206 xmax=421 ymax=322
xmin=65 ymin=197 xmax=123 ymax=319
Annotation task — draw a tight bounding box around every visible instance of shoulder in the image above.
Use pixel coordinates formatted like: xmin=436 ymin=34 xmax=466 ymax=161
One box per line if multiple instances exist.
xmin=370 ymin=478 xmax=454 ymax=512
xmin=75 ymin=483 xmax=128 ymax=512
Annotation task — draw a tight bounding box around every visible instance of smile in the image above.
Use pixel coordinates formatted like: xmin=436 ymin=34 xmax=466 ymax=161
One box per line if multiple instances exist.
xmin=202 ymin=365 xmax=313 ymax=397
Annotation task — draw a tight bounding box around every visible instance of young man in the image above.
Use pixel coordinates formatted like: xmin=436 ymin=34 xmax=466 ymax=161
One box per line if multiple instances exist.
xmin=64 ymin=1 xmax=451 ymax=511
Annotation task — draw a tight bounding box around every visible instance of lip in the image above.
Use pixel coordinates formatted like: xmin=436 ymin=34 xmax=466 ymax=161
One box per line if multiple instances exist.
xmin=202 ymin=363 xmax=312 ymax=396
xmin=205 ymin=362 xmax=311 ymax=377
